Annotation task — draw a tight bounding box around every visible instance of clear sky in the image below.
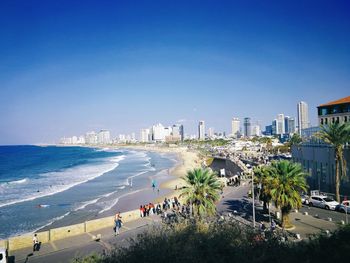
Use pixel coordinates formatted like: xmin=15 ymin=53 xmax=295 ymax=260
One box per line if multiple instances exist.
xmin=0 ymin=0 xmax=349 ymax=144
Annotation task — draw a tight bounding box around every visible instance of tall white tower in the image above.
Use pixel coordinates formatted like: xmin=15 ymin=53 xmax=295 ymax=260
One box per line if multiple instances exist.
xmin=198 ymin=121 xmax=205 ymax=140
xmin=297 ymin=101 xmax=309 ymax=135
xmin=231 ymin=118 xmax=240 ymax=138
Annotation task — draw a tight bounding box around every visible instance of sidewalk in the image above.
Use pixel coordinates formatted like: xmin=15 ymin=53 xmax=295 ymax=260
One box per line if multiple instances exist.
xmin=10 ymin=215 xmax=161 ymax=263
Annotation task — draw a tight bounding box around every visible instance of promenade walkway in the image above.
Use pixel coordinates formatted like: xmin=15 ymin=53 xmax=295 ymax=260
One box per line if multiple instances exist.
xmin=9 ymin=215 xmax=161 ymax=263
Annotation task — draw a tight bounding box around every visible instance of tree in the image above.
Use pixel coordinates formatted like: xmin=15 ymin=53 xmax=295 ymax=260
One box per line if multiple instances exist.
xmin=317 ymin=122 xmax=350 ymax=202
xmin=266 ymin=160 xmax=308 ymax=228
xmin=289 ymin=133 xmax=302 ymax=146
xmin=180 ymin=168 xmax=222 ymax=218
xmin=253 ymin=166 xmax=272 ymax=213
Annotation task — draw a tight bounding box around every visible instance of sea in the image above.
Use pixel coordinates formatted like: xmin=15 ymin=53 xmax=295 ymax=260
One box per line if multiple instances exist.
xmin=0 ymin=145 xmax=177 ymax=239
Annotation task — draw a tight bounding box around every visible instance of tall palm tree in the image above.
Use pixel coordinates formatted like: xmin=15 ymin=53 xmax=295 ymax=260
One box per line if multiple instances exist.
xmin=317 ymin=122 xmax=350 ymax=202
xmin=180 ymin=168 xmax=222 ymax=218
xmin=253 ymin=166 xmax=272 ymax=213
xmin=266 ymin=160 xmax=308 ymax=228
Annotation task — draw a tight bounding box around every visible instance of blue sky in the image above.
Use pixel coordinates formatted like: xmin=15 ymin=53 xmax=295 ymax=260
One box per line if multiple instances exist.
xmin=0 ymin=0 xmax=349 ymax=144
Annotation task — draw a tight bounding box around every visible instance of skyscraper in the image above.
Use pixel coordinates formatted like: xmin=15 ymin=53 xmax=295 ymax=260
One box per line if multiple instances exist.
xmin=198 ymin=121 xmax=205 ymax=140
xmin=140 ymin=128 xmax=150 ymax=142
xmin=297 ymin=101 xmax=309 ymax=135
xmin=97 ymin=130 xmax=111 ymax=144
xmin=276 ymin=114 xmax=285 ymax=135
xmin=288 ymin=117 xmax=296 ymax=134
xmin=208 ymin=127 xmax=214 ymax=138
xmin=243 ymin=117 xmax=251 ymax=137
xmin=231 ymin=118 xmax=240 ymax=138
xmin=272 ymin=119 xmax=277 ymax=135
xmin=179 ymin=125 xmax=184 ymax=141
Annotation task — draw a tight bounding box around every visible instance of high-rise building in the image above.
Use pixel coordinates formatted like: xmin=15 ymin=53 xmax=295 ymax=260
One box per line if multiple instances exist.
xmin=198 ymin=121 xmax=205 ymax=140
xmin=231 ymin=118 xmax=240 ymax=138
xmin=208 ymin=127 xmax=214 ymax=138
xmin=276 ymin=114 xmax=285 ymax=135
xmin=152 ymin=123 xmax=165 ymax=142
xmin=284 ymin=116 xmax=290 ymax=134
xmin=97 ymin=130 xmax=111 ymax=144
xmin=272 ymin=119 xmax=277 ymax=135
xmin=243 ymin=117 xmax=251 ymax=137
xmin=288 ymin=118 xmax=296 ymax=134
xmin=251 ymin=124 xmax=261 ymax=137
xmin=264 ymin=125 xmax=272 ymax=136
xmin=85 ymin=131 xmax=97 ymax=144
xmin=179 ymin=125 xmax=184 ymax=141
xmin=297 ymin=101 xmax=309 ymax=135
xmin=140 ymin=129 xmax=150 ymax=142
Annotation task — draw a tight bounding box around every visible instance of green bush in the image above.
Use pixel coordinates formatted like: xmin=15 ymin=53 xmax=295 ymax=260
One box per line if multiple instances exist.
xmin=74 ymin=222 xmax=350 ymax=263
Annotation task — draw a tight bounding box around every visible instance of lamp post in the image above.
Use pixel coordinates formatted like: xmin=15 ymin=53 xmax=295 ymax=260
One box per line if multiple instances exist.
xmin=252 ymin=171 xmax=256 ymax=228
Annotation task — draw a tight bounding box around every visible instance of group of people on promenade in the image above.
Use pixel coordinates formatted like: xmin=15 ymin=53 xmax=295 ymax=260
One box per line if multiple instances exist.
xmin=139 ymin=196 xmax=185 ymax=219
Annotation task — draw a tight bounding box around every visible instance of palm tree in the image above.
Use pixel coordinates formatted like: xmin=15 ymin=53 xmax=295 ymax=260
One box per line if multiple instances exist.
xmin=180 ymin=168 xmax=222 ymax=218
xmin=266 ymin=160 xmax=308 ymax=228
xmin=317 ymin=122 xmax=350 ymax=202
xmin=289 ymin=133 xmax=302 ymax=146
xmin=253 ymin=166 xmax=272 ymax=213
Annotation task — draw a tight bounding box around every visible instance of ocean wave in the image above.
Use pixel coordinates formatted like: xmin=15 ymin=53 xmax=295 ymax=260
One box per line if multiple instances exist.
xmin=98 ymin=188 xmax=146 ymax=214
xmin=0 ymin=155 xmax=126 ymax=208
xmin=1 ymin=178 xmax=28 ymax=186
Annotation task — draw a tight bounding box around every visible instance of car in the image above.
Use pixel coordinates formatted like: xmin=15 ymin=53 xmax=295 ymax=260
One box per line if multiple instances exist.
xmin=301 ymin=194 xmax=309 ymax=205
xmin=0 ymin=247 xmax=7 ymax=263
xmin=336 ymin=200 xmax=350 ymax=213
xmin=308 ymin=195 xmax=339 ymax=210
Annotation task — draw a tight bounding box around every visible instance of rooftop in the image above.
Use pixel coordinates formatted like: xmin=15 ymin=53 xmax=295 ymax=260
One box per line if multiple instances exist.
xmin=318 ymin=96 xmax=350 ymax=107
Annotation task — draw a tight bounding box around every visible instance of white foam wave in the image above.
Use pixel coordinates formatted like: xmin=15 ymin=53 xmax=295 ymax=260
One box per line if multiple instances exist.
xmin=1 ymin=178 xmax=28 ymax=186
xmin=97 ymin=188 xmax=146 ymax=214
xmin=74 ymin=197 xmax=101 ymax=212
xmin=0 ymin=155 xmax=126 ymax=208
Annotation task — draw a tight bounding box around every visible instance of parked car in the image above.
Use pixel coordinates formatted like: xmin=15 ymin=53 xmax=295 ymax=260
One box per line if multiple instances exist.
xmin=336 ymin=200 xmax=350 ymax=213
xmin=0 ymin=247 xmax=7 ymax=263
xmin=301 ymin=194 xmax=309 ymax=205
xmin=308 ymin=195 xmax=339 ymax=210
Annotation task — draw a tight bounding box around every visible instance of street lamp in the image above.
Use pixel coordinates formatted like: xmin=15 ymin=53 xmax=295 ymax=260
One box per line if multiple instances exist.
xmin=252 ymin=171 xmax=256 ymax=228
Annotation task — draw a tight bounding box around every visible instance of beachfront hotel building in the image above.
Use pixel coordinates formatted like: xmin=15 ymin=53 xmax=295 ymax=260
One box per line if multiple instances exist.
xmin=140 ymin=128 xmax=151 ymax=142
xmin=297 ymin=101 xmax=309 ymax=135
xmin=198 ymin=121 xmax=205 ymax=140
xmin=231 ymin=118 xmax=240 ymax=138
xmin=243 ymin=117 xmax=251 ymax=137
xmin=152 ymin=123 xmax=166 ymax=142
xmin=97 ymin=130 xmax=111 ymax=144
xmin=317 ymin=96 xmax=350 ymax=125
xmin=85 ymin=131 xmax=98 ymax=144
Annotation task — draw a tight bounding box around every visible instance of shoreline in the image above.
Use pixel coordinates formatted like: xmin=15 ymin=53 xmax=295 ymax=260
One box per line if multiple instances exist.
xmin=37 ymin=146 xmax=201 ymax=232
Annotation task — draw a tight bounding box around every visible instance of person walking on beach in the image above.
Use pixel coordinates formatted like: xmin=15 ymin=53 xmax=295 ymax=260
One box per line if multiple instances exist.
xmin=32 ymin=234 xmax=39 ymax=252
xmin=114 ymin=212 xmax=122 ymax=236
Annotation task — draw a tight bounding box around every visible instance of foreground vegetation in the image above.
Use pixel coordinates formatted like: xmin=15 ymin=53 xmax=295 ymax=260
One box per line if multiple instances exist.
xmin=74 ymin=222 xmax=350 ymax=263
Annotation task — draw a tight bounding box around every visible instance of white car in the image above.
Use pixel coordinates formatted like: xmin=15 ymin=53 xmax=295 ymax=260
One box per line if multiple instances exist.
xmin=301 ymin=194 xmax=309 ymax=205
xmin=308 ymin=195 xmax=339 ymax=210
xmin=0 ymin=247 xmax=7 ymax=263
xmin=336 ymin=200 xmax=350 ymax=213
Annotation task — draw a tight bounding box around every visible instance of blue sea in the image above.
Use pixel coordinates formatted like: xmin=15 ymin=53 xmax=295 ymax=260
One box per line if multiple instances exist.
xmin=0 ymin=146 xmax=177 ymax=239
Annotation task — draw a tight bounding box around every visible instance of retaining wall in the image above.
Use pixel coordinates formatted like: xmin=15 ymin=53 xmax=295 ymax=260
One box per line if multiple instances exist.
xmin=0 ymin=209 xmax=140 ymax=252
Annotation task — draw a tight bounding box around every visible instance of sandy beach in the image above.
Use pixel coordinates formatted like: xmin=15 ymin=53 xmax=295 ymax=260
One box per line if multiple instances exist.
xmin=116 ymin=145 xmax=203 ymax=204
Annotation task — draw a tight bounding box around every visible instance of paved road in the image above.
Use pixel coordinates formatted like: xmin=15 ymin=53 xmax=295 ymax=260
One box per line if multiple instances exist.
xmin=299 ymin=205 xmax=349 ymax=223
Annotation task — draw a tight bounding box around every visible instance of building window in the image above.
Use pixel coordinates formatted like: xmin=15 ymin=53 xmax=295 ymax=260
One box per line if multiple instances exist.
xmin=325 ymin=118 xmax=328 ymax=124
xmin=332 ymin=117 xmax=335 ymax=123
xmin=345 ymin=116 xmax=348 ymax=122
xmin=336 ymin=117 xmax=339 ymax=123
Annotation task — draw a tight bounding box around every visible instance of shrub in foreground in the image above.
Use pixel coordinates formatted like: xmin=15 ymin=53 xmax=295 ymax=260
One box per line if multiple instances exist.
xmin=74 ymin=222 xmax=350 ymax=263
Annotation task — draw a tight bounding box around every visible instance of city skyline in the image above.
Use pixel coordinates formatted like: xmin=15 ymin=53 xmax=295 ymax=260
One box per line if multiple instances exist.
xmin=1 ymin=1 xmax=349 ymax=144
